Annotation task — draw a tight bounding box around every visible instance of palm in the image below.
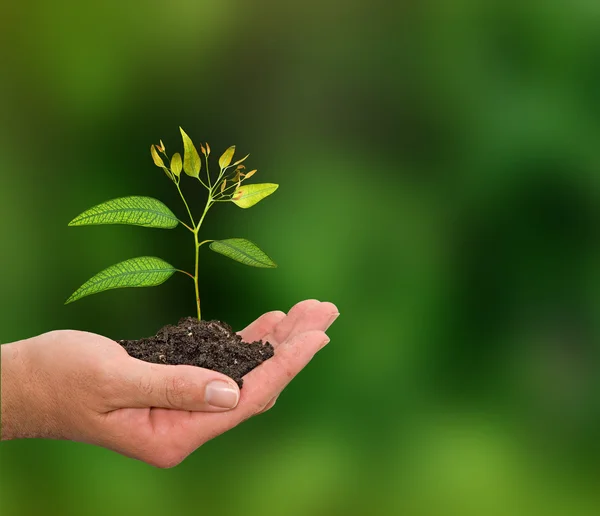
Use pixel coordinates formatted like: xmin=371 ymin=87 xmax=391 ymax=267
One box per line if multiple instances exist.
xmin=103 ymin=300 xmax=337 ymax=466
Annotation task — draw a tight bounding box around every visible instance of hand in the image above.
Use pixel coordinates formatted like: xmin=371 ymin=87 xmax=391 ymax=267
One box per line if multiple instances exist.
xmin=0 ymin=300 xmax=339 ymax=467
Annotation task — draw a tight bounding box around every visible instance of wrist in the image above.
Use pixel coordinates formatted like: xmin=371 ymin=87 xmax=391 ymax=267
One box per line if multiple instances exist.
xmin=1 ymin=336 xmax=62 ymax=441
xmin=1 ymin=342 xmax=26 ymax=440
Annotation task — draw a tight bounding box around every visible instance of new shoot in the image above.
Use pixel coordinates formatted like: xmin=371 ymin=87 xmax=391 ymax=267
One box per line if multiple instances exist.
xmin=66 ymin=128 xmax=278 ymax=320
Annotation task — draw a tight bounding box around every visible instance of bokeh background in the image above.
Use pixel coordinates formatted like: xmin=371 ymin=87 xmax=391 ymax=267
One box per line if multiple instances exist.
xmin=2 ymin=0 xmax=600 ymax=514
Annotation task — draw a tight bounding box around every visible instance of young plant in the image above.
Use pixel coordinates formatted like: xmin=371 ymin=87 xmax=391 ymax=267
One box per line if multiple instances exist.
xmin=66 ymin=128 xmax=278 ymax=320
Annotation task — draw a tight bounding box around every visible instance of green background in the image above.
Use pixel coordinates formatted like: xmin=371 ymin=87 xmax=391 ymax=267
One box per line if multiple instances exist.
xmin=2 ymin=1 xmax=600 ymax=514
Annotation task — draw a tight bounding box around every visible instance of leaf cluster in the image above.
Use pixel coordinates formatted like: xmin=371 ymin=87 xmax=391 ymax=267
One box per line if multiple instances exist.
xmin=67 ymin=128 xmax=278 ymax=315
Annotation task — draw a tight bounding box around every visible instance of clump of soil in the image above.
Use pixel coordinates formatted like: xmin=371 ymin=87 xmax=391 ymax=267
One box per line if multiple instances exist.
xmin=119 ymin=317 xmax=275 ymax=388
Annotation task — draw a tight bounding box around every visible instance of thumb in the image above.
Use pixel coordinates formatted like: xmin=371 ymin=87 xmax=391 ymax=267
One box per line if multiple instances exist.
xmin=120 ymin=360 xmax=240 ymax=412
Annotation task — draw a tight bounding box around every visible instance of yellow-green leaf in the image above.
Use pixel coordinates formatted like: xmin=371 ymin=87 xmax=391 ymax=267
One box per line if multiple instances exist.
xmin=219 ymin=146 xmax=236 ymax=169
xmin=233 ymin=153 xmax=250 ymax=167
xmin=151 ymin=145 xmax=165 ymax=168
xmin=180 ymin=127 xmax=201 ymax=178
xmin=65 ymin=257 xmax=177 ymax=304
xmin=68 ymin=196 xmax=179 ymax=229
xmin=151 ymin=145 xmax=172 ymax=179
xmin=232 ymin=183 xmax=279 ymax=209
xmin=171 ymin=152 xmax=182 ymax=177
xmin=210 ymin=239 xmax=277 ymax=268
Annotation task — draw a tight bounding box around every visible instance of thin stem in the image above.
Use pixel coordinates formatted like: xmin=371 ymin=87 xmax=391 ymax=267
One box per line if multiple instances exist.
xmin=212 ymin=164 xmax=233 ymax=191
xmin=215 ymin=166 xmax=228 ymax=186
xmin=212 ymin=182 xmax=240 ymax=201
xmin=178 ymin=220 xmax=194 ymax=232
xmin=176 ymin=181 xmax=196 ymax=229
xmin=177 ymin=269 xmax=195 ymax=280
xmin=213 ymin=178 xmax=237 ymax=198
xmin=205 ymin=154 xmax=212 ymax=188
xmin=196 ymin=199 xmax=212 ymax=231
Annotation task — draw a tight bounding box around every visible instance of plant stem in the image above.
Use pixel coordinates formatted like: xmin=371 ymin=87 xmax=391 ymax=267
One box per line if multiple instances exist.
xmin=191 ymin=195 xmax=214 ymax=320
xmin=176 ymin=180 xmax=214 ymax=320
xmin=176 ymin=164 xmax=223 ymax=320
xmin=194 ymin=229 xmax=201 ymax=320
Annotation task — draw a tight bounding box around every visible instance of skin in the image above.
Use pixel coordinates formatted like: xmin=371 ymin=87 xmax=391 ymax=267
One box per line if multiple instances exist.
xmin=0 ymin=300 xmax=339 ymax=468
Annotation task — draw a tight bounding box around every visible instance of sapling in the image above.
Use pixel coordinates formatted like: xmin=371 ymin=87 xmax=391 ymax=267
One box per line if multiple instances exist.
xmin=66 ymin=127 xmax=278 ymax=321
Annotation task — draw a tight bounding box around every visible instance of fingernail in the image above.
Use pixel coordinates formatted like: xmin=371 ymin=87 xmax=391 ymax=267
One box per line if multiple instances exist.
xmin=320 ymin=336 xmax=331 ymax=349
xmin=205 ymin=381 xmax=239 ymax=409
xmin=326 ymin=312 xmax=340 ymax=329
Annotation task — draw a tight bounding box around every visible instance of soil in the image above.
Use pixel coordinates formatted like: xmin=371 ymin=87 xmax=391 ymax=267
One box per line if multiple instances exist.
xmin=119 ymin=317 xmax=275 ymax=388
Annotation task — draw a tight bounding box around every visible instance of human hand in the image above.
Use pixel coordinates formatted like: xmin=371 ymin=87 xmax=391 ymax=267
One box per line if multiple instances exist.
xmin=0 ymin=300 xmax=339 ymax=467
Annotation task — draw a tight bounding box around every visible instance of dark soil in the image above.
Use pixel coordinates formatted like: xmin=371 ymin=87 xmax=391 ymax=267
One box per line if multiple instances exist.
xmin=119 ymin=317 xmax=275 ymax=388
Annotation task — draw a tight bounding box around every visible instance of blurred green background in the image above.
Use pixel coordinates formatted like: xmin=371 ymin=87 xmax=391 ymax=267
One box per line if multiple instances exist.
xmin=2 ymin=0 xmax=600 ymax=514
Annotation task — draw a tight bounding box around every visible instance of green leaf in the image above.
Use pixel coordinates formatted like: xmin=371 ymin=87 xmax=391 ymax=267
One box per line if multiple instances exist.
xmin=65 ymin=257 xmax=177 ymax=304
xmin=232 ymin=183 xmax=279 ymax=209
xmin=210 ymin=238 xmax=277 ymax=268
xmin=171 ymin=152 xmax=182 ymax=177
xmin=68 ymin=196 xmax=179 ymax=229
xmin=219 ymin=146 xmax=236 ymax=169
xmin=180 ymin=127 xmax=201 ymax=178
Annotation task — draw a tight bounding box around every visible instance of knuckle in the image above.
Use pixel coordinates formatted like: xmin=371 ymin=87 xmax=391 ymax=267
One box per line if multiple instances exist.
xmin=273 ymin=358 xmax=296 ymax=381
xmin=94 ymin=357 xmax=118 ymax=383
xmin=164 ymin=375 xmax=189 ymax=409
xmin=94 ymin=362 xmax=123 ymax=402
xmin=264 ymin=311 xmax=286 ymax=324
xmin=261 ymin=398 xmax=278 ymax=414
xmin=137 ymin=375 xmax=155 ymax=397
xmin=248 ymin=399 xmax=270 ymax=417
xmin=41 ymin=329 xmax=62 ymax=341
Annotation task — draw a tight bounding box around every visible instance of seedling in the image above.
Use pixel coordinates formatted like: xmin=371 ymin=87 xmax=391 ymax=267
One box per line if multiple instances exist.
xmin=66 ymin=128 xmax=278 ymax=320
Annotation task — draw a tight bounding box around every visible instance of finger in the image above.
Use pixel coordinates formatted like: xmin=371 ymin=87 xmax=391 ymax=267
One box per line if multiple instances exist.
xmin=185 ymin=330 xmax=331 ymax=444
xmin=238 ymin=330 xmax=330 ymax=416
xmin=258 ymin=397 xmax=278 ymax=415
xmin=273 ymin=302 xmax=339 ymax=345
xmin=242 ymin=303 xmax=338 ymax=418
xmin=237 ymin=310 xmax=286 ymax=343
xmin=267 ymin=299 xmax=322 ymax=346
xmin=117 ymin=360 xmax=240 ymax=412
